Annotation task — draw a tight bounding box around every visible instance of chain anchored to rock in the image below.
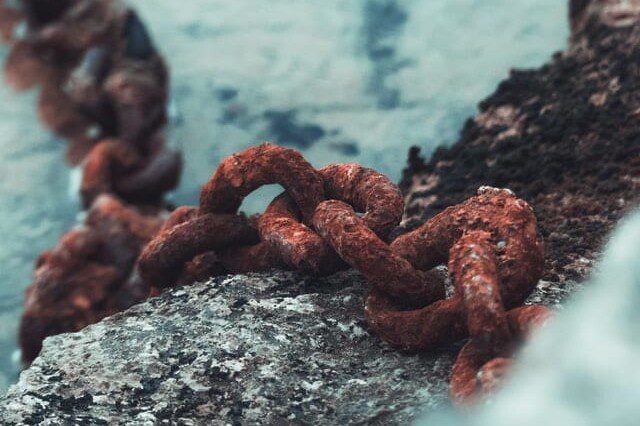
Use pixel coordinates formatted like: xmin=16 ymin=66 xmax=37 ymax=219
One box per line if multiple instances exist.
xmin=1 ymin=0 xmax=552 ymax=406
xmin=138 ymin=143 xmax=552 ymax=405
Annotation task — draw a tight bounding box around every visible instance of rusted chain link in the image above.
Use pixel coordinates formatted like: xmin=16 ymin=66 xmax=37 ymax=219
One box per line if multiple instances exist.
xmin=138 ymin=212 xmax=260 ymax=289
xmin=199 ymin=143 xmax=325 ymax=221
xmin=2 ymin=1 xmax=552 ymax=406
xmin=318 ymin=164 xmax=404 ymax=240
xmin=313 ymin=200 xmax=445 ymax=307
xmin=364 ymin=188 xmax=545 ymax=351
xmin=449 ymin=305 xmax=552 ymax=404
xmin=81 ymin=137 xmax=181 ymax=207
xmin=258 ymin=192 xmax=344 ymax=275
xmin=4 ymin=1 xmax=171 ymax=160
xmin=20 ymin=195 xmax=162 ymax=362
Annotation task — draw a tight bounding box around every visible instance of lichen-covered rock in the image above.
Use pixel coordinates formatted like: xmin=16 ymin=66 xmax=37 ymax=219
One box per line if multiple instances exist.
xmin=0 ymin=270 xmax=574 ymax=425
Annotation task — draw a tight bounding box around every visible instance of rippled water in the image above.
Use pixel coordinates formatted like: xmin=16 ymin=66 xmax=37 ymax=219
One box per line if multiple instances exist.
xmin=0 ymin=0 xmax=567 ymax=390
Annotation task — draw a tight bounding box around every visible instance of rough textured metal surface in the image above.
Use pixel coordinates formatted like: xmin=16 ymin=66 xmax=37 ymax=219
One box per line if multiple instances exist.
xmin=199 ymin=142 xmax=325 ymax=222
xmin=259 ymin=192 xmax=344 ymax=275
xmin=365 ymin=188 xmax=544 ymax=354
xmin=0 ymin=270 xmax=581 ymax=425
xmin=319 ymin=163 xmax=404 ymax=239
xmin=449 ymin=305 xmax=553 ymax=405
xmin=313 ymin=200 xmax=445 ymax=306
xmin=138 ymin=213 xmax=259 ymax=289
xmin=18 ymin=195 xmax=163 ymax=364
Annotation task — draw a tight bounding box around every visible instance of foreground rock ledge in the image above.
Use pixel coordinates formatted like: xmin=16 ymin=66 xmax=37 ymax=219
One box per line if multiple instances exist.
xmin=0 ymin=271 xmax=573 ymax=425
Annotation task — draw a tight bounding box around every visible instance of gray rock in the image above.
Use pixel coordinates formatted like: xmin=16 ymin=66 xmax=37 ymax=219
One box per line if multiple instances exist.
xmin=0 ymin=269 xmax=572 ymax=425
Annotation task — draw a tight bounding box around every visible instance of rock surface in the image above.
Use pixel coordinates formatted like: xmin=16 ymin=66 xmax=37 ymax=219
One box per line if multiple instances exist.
xmin=0 ymin=270 xmax=576 ymax=425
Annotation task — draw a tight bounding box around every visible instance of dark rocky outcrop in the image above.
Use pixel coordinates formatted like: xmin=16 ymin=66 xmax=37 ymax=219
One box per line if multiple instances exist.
xmin=400 ymin=0 xmax=640 ymax=284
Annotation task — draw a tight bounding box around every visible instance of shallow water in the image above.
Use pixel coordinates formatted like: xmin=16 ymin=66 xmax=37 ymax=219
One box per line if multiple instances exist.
xmin=0 ymin=0 xmax=567 ymax=390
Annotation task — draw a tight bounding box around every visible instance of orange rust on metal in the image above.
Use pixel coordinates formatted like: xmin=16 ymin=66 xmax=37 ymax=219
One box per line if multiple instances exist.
xmin=365 ymin=188 xmax=544 ymax=352
xmin=19 ymin=195 xmax=161 ymax=365
xmin=449 ymin=304 xmax=553 ymax=405
xmin=137 ymin=213 xmax=259 ymax=289
xmin=391 ymin=187 xmax=544 ymax=308
xmin=114 ymin=144 xmax=182 ymax=202
xmin=103 ymin=55 xmax=169 ymax=145
xmin=199 ymin=143 xmax=325 ymax=222
xmin=449 ymin=341 xmax=488 ymax=405
xmin=506 ymin=304 xmax=553 ymax=338
xmin=449 ymin=230 xmax=512 ymax=356
xmin=365 ymin=291 xmax=466 ymax=350
xmin=176 ymin=252 xmax=226 ymax=287
xmin=159 ymin=206 xmax=198 ymax=233
xmin=85 ymin=195 xmax=164 ymax=253
xmin=258 ymin=192 xmax=343 ymax=275
xmin=477 ymin=357 xmax=513 ymax=396
xmin=218 ymin=242 xmax=278 ymax=274
xmin=6 ymin=1 xmax=180 ymax=363
xmin=37 ymin=76 xmax=95 ymax=146
xmin=319 ymin=163 xmax=404 ymax=239
xmin=313 ymin=200 xmax=446 ymax=306
xmin=4 ymin=0 xmax=171 ymax=163
xmin=3 ymin=41 xmax=65 ymax=91
xmin=81 ymin=139 xmax=181 ymax=207
xmin=81 ymin=139 xmax=140 ymax=207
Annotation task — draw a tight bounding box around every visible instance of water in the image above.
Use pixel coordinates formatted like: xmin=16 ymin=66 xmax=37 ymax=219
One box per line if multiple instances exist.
xmin=0 ymin=1 xmax=567 ymax=391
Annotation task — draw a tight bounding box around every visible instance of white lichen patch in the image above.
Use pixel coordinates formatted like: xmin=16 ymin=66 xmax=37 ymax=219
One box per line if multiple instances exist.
xmin=336 ymin=320 xmax=368 ymax=340
xmin=301 ymin=380 xmax=324 ymax=391
xmin=210 ymin=358 xmax=247 ymax=378
xmin=248 ymin=295 xmax=318 ymax=314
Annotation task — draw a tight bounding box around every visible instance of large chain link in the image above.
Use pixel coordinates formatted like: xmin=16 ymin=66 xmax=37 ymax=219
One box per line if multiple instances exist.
xmin=1 ymin=0 xmax=552 ymax=406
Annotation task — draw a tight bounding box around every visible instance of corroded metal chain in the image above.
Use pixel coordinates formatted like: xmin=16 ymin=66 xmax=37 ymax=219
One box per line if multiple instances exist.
xmin=138 ymin=143 xmax=552 ymax=405
xmin=0 ymin=0 xmax=181 ymax=364
xmin=1 ymin=1 xmax=552 ymax=406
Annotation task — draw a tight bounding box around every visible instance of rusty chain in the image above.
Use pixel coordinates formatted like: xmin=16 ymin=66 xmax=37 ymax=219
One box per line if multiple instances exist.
xmin=140 ymin=143 xmax=552 ymax=405
xmin=0 ymin=0 xmax=181 ymax=364
xmin=1 ymin=0 xmax=552 ymax=406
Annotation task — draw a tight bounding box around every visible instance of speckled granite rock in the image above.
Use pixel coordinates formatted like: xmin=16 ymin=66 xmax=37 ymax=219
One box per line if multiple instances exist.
xmin=0 ymin=270 xmax=576 ymax=425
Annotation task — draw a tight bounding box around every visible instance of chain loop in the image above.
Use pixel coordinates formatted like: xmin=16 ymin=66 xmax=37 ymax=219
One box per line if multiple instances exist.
xmin=199 ymin=142 xmax=325 ymax=222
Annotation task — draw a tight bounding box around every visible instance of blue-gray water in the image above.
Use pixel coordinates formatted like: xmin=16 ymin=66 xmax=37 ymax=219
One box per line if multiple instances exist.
xmin=0 ymin=0 xmax=568 ymax=391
